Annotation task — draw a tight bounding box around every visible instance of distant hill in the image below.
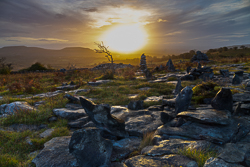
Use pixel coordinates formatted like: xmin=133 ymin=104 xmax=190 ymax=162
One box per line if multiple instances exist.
xmin=0 ymin=46 xmax=106 ymax=70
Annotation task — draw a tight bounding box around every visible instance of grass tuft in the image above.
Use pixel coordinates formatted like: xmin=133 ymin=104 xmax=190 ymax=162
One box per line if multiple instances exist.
xmin=178 ymin=146 xmax=218 ymax=167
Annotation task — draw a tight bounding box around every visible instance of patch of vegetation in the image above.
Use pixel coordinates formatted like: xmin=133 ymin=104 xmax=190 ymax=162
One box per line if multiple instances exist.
xmin=0 ymin=127 xmax=70 ymax=167
xmin=143 ymin=101 xmax=162 ymax=109
xmin=178 ymin=146 xmax=218 ymax=167
xmin=139 ymin=131 xmax=155 ymax=150
xmin=192 ymin=81 xmax=220 ymax=104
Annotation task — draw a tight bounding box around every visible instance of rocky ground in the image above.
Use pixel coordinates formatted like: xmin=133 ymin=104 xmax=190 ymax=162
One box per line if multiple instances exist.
xmin=1 ymin=62 xmax=250 ymax=167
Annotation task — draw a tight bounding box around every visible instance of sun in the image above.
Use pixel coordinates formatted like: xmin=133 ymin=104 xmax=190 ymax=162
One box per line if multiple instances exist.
xmin=101 ymin=24 xmax=148 ymax=53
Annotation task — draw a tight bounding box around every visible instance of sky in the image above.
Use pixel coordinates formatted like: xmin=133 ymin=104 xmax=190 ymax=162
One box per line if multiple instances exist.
xmin=0 ymin=0 xmax=250 ymax=54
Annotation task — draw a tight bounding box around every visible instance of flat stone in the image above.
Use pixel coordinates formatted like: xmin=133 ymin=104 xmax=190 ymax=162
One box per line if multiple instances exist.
xmin=141 ymin=139 xmax=196 ymax=156
xmin=125 ymin=111 xmax=162 ymax=137
xmin=233 ymin=93 xmax=250 ymax=102
xmin=88 ymin=80 xmax=112 ymax=86
xmin=156 ymin=118 xmax=249 ymax=145
xmin=39 ymin=128 xmax=55 ymax=138
xmin=204 ymin=157 xmax=244 ymax=167
xmin=53 ymin=108 xmax=86 ymax=120
xmin=111 ymin=137 xmax=141 ymax=161
xmin=111 ymin=106 xmax=129 ymax=121
xmin=218 ymin=143 xmax=250 ymax=163
xmin=32 ymin=136 xmax=78 ymax=167
xmin=56 ymin=85 xmax=78 ymax=90
xmin=124 ymin=155 xmax=198 ymax=167
xmin=68 ymin=116 xmax=90 ymax=128
xmin=177 ymin=109 xmax=231 ymax=125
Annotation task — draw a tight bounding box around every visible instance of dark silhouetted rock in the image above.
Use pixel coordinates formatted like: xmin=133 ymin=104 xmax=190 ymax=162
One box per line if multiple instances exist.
xmin=64 ymin=94 xmax=80 ymax=103
xmin=128 ymin=100 xmax=144 ymax=110
xmin=235 ymin=71 xmax=244 ymax=77
xmin=173 ymin=79 xmax=183 ymax=95
xmin=80 ymin=97 xmax=128 ymax=138
xmin=220 ymin=69 xmax=229 ymax=77
xmin=187 ymin=66 xmax=192 ymax=73
xmin=232 ymin=74 xmax=241 ymax=85
xmin=161 ymin=110 xmax=175 ymax=124
xmin=211 ymin=88 xmax=233 ymax=113
xmin=69 ymin=127 xmax=113 ymax=167
xmin=166 ymin=59 xmax=175 ymax=71
xmin=180 ymin=74 xmax=195 ymax=81
xmin=175 ymin=86 xmax=193 ymax=114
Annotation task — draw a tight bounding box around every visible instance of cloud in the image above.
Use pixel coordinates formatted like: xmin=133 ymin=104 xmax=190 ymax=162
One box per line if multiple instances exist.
xmin=0 ymin=0 xmax=249 ymax=51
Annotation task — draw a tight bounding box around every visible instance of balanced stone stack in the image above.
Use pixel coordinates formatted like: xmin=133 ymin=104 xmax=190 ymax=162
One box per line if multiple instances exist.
xmin=140 ymin=53 xmax=147 ymax=71
xmin=191 ymin=51 xmax=209 ymax=62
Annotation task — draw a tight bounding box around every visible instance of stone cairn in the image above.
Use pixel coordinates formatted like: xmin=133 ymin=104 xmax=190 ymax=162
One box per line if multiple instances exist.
xmin=140 ymin=53 xmax=147 ymax=72
xmin=191 ymin=51 xmax=209 ymax=62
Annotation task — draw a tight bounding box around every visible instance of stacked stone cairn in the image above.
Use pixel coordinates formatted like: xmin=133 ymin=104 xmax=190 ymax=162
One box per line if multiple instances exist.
xmin=140 ymin=53 xmax=147 ymax=72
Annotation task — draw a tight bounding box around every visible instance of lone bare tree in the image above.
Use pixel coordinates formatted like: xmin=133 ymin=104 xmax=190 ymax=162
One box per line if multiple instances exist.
xmin=94 ymin=41 xmax=115 ymax=74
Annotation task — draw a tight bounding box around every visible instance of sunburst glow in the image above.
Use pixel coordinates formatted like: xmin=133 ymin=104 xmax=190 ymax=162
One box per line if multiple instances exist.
xmin=101 ymin=24 xmax=148 ymax=53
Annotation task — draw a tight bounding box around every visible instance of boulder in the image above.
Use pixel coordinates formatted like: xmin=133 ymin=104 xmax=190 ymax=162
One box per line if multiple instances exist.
xmin=32 ymin=136 xmax=78 ymax=167
xmin=235 ymin=71 xmax=244 ymax=77
xmin=232 ymin=74 xmax=241 ymax=85
xmin=69 ymin=127 xmax=113 ymax=167
xmin=173 ymin=79 xmax=183 ymax=95
xmin=0 ymin=101 xmax=36 ymax=115
xmin=211 ymin=88 xmax=233 ymax=113
xmin=166 ymin=59 xmax=175 ymax=71
xmin=80 ymin=97 xmax=128 ymax=138
xmin=175 ymin=86 xmax=193 ymax=114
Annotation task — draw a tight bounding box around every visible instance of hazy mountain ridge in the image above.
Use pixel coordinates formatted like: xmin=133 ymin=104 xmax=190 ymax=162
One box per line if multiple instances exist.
xmin=0 ymin=46 xmax=106 ymax=70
